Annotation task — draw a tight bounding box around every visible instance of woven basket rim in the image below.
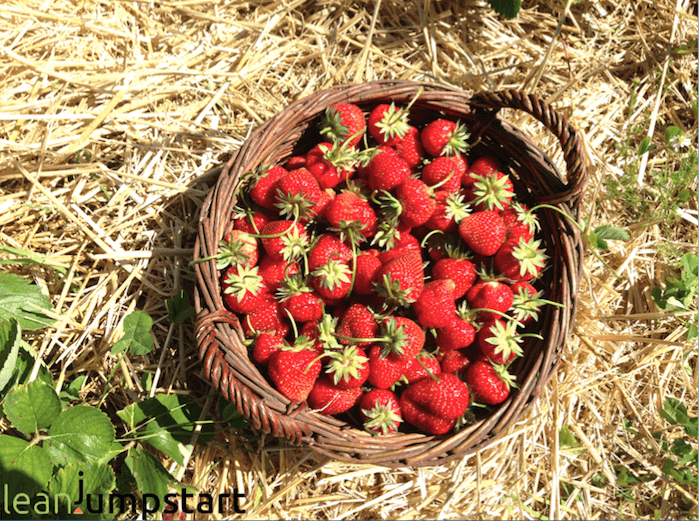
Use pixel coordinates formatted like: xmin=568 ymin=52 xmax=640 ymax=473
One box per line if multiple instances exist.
xmin=193 ymin=80 xmax=587 ymax=467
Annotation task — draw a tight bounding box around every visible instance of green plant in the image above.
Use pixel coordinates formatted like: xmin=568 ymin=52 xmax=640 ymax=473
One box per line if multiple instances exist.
xmin=652 ymin=252 xmax=698 ymax=341
xmin=0 ymin=274 xmax=247 ymax=519
xmin=486 ymin=0 xmax=522 ymax=18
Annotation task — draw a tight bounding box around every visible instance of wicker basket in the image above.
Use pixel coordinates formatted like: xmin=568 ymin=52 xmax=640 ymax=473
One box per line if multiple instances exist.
xmin=193 ymin=80 xmax=587 ymax=467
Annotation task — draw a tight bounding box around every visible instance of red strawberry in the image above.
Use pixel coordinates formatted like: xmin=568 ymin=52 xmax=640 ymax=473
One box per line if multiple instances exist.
xmin=260 ymin=220 xmax=309 ymax=261
xmin=400 ymin=373 xmax=470 ymax=434
xmin=352 ymin=251 xmax=383 ymax=295
xmin=376 ymin=232 xmax=421 ymax=264
xmin=510 ymin=281 xmax=546 ymax=326
xmin=325 ymin=345 xmax=370 ymax=389
xmin=367 ymin=103 xmax=411 ymax=146
xmin=359 ymin=389 xmax=403 ymax=435
xmin=465 ymin=358 xmax=516 ymax=405
xmin=250 ymin=165 xmax=287 ymax=210
xmin=435 ymin=312 xmax=476 ymax=351
xmin=466 ymin=280 xmax=514 ymax=322
xmin=268 ymin=341 xmax=322 ymax=402
xmin=221 ymin=265 xmax=269 ymax=314
xmin=368 ymin=151 xmax=411 ymax=192
xmin=379 ymin=316 xmax=425 ymax=362
xmin=420 ymin=119 xmax=470 ymax=157
xmin=401 ymin=351 xmax=442 ymax=384
xmin=321 ymin=102 xmax=366 ymax=147
xmin=366 ymin=344 xmax=404 ymax=389
xmin=374 ymin=251 xmax=424 ymax=307
xmin=308 ymin=374 xmax=363 ymax=415
xmin=413 ymin=279 xmax=456 ymax=328
xmin=257 ymin=254 xmax=300 ymax=291
xmin=311 ymin=259 xmax=353 ymax=301
xmin=501 ymin=203 xmax=539 ymax=243
xmin=305 ymin=141 xmax=362 ymax=189
xmin=438 ymin=349 xmax=473 ymax=376
xmin=233 ymin=209 xmax=274 ymax=236
xmin=476 ymin=319 xmax=523 ymax=365
xmin=431 ymin=257 xmax=476 ymax=299
xmin=448 ymin=153 xmax=468 ymax=184
xmin=394 ymin=125 xmax=425 ymax=170
xmin=274 ymin=167 xmax=322 ymax=221
xmin=400 ymin=392 xmax=456 ymax=435
xmin=425 ymin=190 xmax=470 ymax=233
xmin=494 ymin=237 xmax=548 ymax=282
xmin=421 ymin=156 xmax=461 ymax=193
xmin=469 ymin=170 xmax=515 ymax=212
xmin=214 ymin=229 xmax=258 ymax=270
xmin=463 ymin=155 xmax=500 ymax=188
xmin=458 ymin=210 xmax=507 ymax=256
xmin=241 ymin=298 xmax=290 ymax=338
xmin=251 ymin=332 xmax=285 ymax=365
xmin=277 ymin=275 xmax=324 ymax=323
xmin=326 ymin=190 xmax=378 ymax=241
xmin=307 ymin=232 xmax=352 ymax=272
xmin=285 ymin=155 xmax=307 ymax=170
xmin=395 ymin=178 xmax=438 ymax=228
xmin=336 ymin=303 xmax=379 ymax=347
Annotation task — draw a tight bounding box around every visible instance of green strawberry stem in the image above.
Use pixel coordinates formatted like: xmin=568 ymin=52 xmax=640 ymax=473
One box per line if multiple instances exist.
xmin=430 ymin=166 xmax=458 ymax=191
xmin=420 ymin=229 xmax=444 ymax=249
xmin=469 ymin=308 xmax=527 ymax=328
xmin=414 ymin=354 xmax=441 ymax=382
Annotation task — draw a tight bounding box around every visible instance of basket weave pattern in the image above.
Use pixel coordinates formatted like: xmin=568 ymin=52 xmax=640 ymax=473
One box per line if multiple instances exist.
xmin=193 ymin=80 xmax=587 ymax=467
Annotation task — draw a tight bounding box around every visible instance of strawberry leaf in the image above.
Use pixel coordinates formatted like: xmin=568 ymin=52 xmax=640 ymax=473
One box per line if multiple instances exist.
xmin=0 ymin=318 xmax=21 ymax=395
xmin=112 ymin=311 xmax=154 ymax=355
xmin=0 ymin=272 xmax=55 ymax=330
xmin=3 ymin=379 xmax=61 ymax=435
xmin=487 ymin=0 xmax=521 ymax=19
xmin=0 ymin=434 xmax=53 ymax=500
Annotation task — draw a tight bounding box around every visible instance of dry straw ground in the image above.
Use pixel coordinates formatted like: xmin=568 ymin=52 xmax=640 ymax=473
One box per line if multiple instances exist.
xmin=1 ymin=0 xmax=697 ymax=519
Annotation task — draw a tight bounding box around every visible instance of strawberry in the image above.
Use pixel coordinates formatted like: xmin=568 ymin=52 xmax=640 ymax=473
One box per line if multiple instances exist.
xmin=285 ymin=155 xmax=307 ymax=170
xmin=395 ymin=178 xmax=438 ymax=228
xmin=233 ymin=209 xmax=274 ymax=236
xmin=351 ymin=251 xmax=383 ymax=295
xmin=469 ymin=170 xmax=515 ymax=212
xmin=250 ymin=165 xmax=287 ymax=210
xmin=413 ymin=279 xmax=456 ymax=328
xmin=465 ymin=280 xmax=514 ymax=322
xmin=367 ymin=102 xmax=411 ymax=146
xmin=431 ymin=257 xmax=477 ymax=299
xmin=311 ymin=259 xmax=353 ymax=301
xmin=465 ymin=358 xmax=516 ymax=405
xmin=359 ymin=389 xmax=403 ymax=435
xmin=376 ymin=232 xmax=421 ymax=264
xmin=325 ymin=345 xmax=370 ymax=389
xmin=251 ymin=332 xmax=285 ymax=365
xmin=374 ymin=251 xmax=424 ymax=307
xmin=320 ymin=102 xmax=366 ymax=147
xmin=221 ymin=265 xmax=269 ymax=314
xmin=260 ymin=220 xmax=309 ymax=261
xmin=379 ymin=316 xmax=425 ymax=362
xmin=241 ymin=298 xmax=290 ymax=338
xmin=400 ymin=373 xmax=470 ymax=434
xmin=268 ymin=339 xmax=322 ymax=402
xmin=510 ymin=281 xmax=546 ymax=326
xmin=305 ymin=140 xmax=364 ymax=189
xmin=277 ymin=274 xmax=324 ymax=323
xmin=213 ymin=229 xmax=258 ymax=270
xmin=458 ymin=210 xmax=507 ymax=256
xmin=308 ymin=374 xmax=363 ymax=415
xmin=501 ymin=202 xmax=539 ymax=243
xmin=394 ymin=125 xmax=425 ymax=170
xmin=257 ymin=254 xmax=300 ymax=291
xmin=368 ymin=151 xmax=411 ymax=192
xmin=275 ymin=167 xmax=322 ymax=221
xmin=421 ymin=156 xmax=461 ymax=193
xmin=447 ymin=153 xmax=469 ymax=184
xmin=401 ymin=351 xmax=442 ymax=384
xmin=435 ymin=311 xmax=476 ymax=351
xmin=307 ymin=232 xmax=352 ymax=272
xmin=438 ymin=349 xmax=472 ymax=376
xmin=366 ymin=344 xmax=404 ymax=389
xmin=476 ymin=319 xmax=523 ymax=365
xmin=326 ymin=190 xmax=378 ymax=241
xmin=425 ymin=190 xmax=470 ymax=233
xmin=494 ymin=237 xmax=548 ymax=282
xmin=420 ymin=119 xmax=470 ymax=157
xmin=336 ymin=303 xmax=379 ymax=346
xmin=463 ymin=155 xmax=500 ymax=188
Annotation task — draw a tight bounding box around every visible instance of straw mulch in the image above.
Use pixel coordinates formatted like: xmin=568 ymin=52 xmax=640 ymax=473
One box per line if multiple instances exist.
xmin=1 ymin=0 xmax=697 ymax=519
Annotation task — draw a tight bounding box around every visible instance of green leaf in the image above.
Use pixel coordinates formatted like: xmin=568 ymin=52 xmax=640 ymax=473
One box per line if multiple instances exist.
xmin=47 ymin=462 xmax=116 ymax=516
xmin=0 ymin=319 xmax=21 ymax=394
xmin=59 ymin=374 xmax=87 ymax=408
xmin=660 ymin=397 xmax=689 ymax=426
xmin=46 ymin=406 xmax=123 ymax=466
xmin=559 ymin=425 xmax=586 ymax=456
xmin=0 ymin=336 xmax=53 ymax=404
xmin=0 ymin=272 xmax=55 ymax=330
xmin=3 ymin=379 xmax=62 ymax=435
xmin=0 ymin=434 xmax=54 ymax=499
xmin=118 ymin=394 xmax=215 ymax=466
xmin=594 ymin=225 xmax=630 ymax=242
xmin=664 ymin=126 xmax=683 ymax=146
xmin=129 ymin=447 xmax=178 ymax=512
xmin=638 ymin=135 xmax=655 ymax=156
xmin=487 ymin=0 xmax=521 ymax=18
xmin=166 ymin=290 xmax=196 ymax=325
xmin=218 ymin=397 xmax=250 ymax=429
xmin=111 ymin=311 xmax=154 ymax=355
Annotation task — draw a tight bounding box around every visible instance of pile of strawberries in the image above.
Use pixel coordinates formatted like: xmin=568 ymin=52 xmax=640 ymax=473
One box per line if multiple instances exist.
xmin=212 ymin=95 xmax=551 ymax=436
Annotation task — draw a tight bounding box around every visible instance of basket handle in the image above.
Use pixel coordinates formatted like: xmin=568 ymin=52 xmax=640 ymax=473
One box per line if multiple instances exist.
xmin=468 ymin=90 xmax=587 ymax=205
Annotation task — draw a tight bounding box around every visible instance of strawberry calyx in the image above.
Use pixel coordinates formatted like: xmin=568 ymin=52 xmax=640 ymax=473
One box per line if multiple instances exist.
xmin=276 ymin=273 xmax=313 ymax=301
xmin=222 ymin=265 xmax=265 ymax=300
xmin=312 ymin=259 xmax=352 ymax=291
xmin=470 ymin=172 xmax=514 ymax=211
xmin=504 ymin=237 xmax=549 ymax=279
xmin=483 ymin=320 xmax=524 ymax=361
xmin=442 ymin=191 xmax=471 ymax=224
xmin=441 ymin=121 xmax=471 ymax=157
xmin=324 ymin=345 xmax=369 ymax=386
xmin=373 ymin=102 xmax=412 ymax=144
xmin=375 ymin=273 xmax=417 ymax=309
xmin=510 ymin=202 xmax=540 ymax=234
xmin=379 ymin=317 xmax=412 ymax=359
xmin=361 ymin=400 xmax=403 ymax=435
xmin=491 ymin=362 xmax=518 ymax=390
xmin=195 ymin=230 xmax=257 ymax=270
